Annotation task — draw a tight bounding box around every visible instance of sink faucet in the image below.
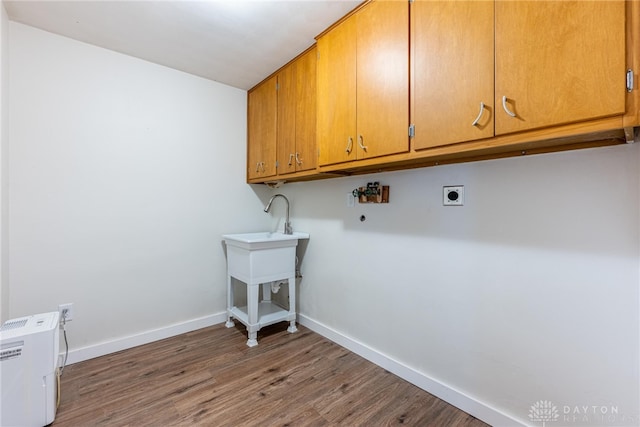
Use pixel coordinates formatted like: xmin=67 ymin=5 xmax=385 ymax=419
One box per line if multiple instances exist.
xmin=264 ymin=194 xmax=292 ymax=235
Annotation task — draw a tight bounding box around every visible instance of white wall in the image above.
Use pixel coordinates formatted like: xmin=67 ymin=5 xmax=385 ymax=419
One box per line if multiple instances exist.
xmin=0 ymin=2 xmax=9 ymax=323
xmin=280 ymin=143 xmax=640 ymax=426
xmin=8 ymin=22 xmax=271 ymax=355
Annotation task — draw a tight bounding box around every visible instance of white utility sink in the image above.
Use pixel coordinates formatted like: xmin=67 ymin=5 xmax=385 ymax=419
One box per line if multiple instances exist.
xmin=222 ymin=231 xmax=310 ymax=250
xmin=222 ymin=231 xmax=309 ymax=347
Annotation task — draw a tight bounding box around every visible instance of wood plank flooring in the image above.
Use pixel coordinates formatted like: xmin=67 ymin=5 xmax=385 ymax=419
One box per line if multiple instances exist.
xmin=53 ymin=323 xmax=489 ymax=427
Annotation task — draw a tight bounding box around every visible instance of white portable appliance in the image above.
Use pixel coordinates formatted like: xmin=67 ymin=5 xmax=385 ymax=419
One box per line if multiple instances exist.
xmin=0 ymin=312 xmax=60 ymax=427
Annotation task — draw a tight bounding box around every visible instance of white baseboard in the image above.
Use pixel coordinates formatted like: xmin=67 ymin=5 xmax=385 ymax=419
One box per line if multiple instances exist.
xmin=63 ymin=312 xmax=227 ymax=365
xmin=297 ymin=313 xmax=525 ymax=427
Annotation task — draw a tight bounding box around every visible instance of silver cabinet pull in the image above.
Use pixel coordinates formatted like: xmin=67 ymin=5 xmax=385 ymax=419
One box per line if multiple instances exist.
xmin=472 ymin=102 xmax=485 ymax=126
xmin=346 ymin=137 xmax=353 ymax=154
xmin=295 ymin=152 xmax=302 ymax=165
xmin=256 ymin=162 xmax=261 ymax=172
xmin=502 ymin=96 xmax=516 ymax=117
xmin=358 ymin=135 xmax=368 ymax=151
xmin=288 ymin=153 xmax=294 ymax=166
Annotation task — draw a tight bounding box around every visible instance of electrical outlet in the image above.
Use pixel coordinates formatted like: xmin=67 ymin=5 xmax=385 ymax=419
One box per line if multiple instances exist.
xmin=347 ymin=192 xmax=355 ymax=208
xmin=443 ymin=186 xmax=464 ymax=206
xmin=58 ymin=303 xmax=74 ymax=322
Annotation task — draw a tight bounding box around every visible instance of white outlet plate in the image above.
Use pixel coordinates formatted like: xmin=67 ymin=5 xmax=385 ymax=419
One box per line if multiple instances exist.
xmin=443 ymin=186 xmax=464 ymax=206
xmin=58 ymin=303 xmax=74 ymax=322
xmin=347 ymin=192 xmax=355 ymax=208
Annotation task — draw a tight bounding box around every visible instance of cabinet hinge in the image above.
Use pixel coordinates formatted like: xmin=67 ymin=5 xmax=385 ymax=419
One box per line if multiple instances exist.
xmin=409 ymin=124 xmax=415 ymax=138
xmin=627 ymin=69 xmax=635 ymax=92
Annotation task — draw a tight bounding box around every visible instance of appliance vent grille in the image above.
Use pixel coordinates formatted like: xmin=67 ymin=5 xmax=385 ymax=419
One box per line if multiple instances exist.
xmin=0 ymin=347 xmax=22 ymax=361
xmin=0 ymin=319 xmax=28 ymax=331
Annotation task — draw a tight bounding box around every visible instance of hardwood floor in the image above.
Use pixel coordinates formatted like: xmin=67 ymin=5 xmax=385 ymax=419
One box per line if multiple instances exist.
xmin=53 ymin=323 xmax=489 ymax=426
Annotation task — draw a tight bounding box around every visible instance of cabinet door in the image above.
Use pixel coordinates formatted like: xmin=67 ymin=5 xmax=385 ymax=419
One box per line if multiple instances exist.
xmin=277 ymin=63 xmax=296 ymax=175
xmin=277 ymin=48 xmax=318 ymax=176
xmin=294 ymin=47 xmax=317 ymax=172
xmin=495 ymin=1 xmax=626 ymax=135
xmin=356 ymin=0 xmax=409 ymax=159
xmin=247 ymin=76 xmax=277 ymax=180
xmin=413 ymin=0 xmax=494 ymax=149
xmin=317 ymin=17 xmax=357 ymax=166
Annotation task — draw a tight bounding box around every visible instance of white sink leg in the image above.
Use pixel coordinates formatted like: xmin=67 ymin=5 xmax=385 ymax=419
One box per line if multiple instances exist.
xmin=247 ymin=334 xmax=258 ymax=347
xmin=261 ymin=283 xmax=272 ymax=303
xmin=246 ymin=283 xmax=260 ymax=346
xmin=225 ymin=273 xmax=235 ymax=328
xmin=287 ymin=274 xmax=298 ymax=333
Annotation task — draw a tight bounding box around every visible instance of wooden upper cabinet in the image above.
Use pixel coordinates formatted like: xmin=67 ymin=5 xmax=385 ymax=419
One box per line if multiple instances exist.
xmin=250 ymin=0 xmax=635 ymax=182
xmin=495 ymin=1 xmax=626 ymax=135
xmin=277 ymin=46 xmax=317 ymax=175
xmin=249 ymin=46 xmax=317 ymax=181
xmin=317 ymin=16 xmax=357 ymax=166
xmin=317 ymin=0 xmax=409 ymax=166
xmin=412 ymin=0 xmax=494 ymax=150
xmin=356 ymin=0 xmax=410 ymax=160
xmin=247 ymin=75 xmax=277 ymax=180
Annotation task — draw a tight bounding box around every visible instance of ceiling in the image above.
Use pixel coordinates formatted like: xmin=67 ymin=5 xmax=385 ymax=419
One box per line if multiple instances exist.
xmin=3 ymin=0 xmax=361 ymax=90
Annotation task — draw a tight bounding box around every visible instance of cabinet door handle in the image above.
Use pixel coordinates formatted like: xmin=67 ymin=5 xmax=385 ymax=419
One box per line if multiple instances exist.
xmin=472 ymin=102 xmax=485 ymax=126
xmin=502 ymin=96 xmax=517 ymax=117
xmin=346 ymin=137 xmax=353 ymax=154
xmin=288 ymin=153 xmax=294 ymax=166
xmin=295 ymin=152 xmax=302 ymax=165
xmin=256 ymin=162 xmax=261 ymax=172
xmin=358 ymin=135 xmax=368 ymax=152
